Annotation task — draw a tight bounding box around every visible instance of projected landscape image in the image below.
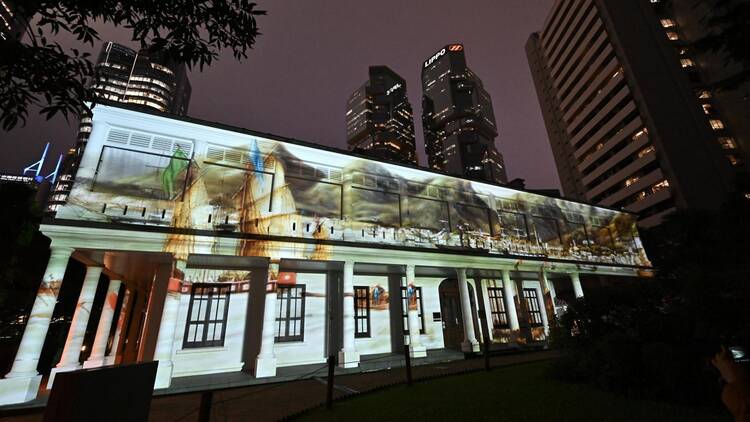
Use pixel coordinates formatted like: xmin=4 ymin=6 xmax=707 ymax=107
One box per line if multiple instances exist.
xmin=59 ymin=123 xmax=651 ymax=268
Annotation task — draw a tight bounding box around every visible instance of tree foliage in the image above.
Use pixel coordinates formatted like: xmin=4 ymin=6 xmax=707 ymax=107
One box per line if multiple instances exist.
xmin=0 ymin=0 xmax=266 ymax=130
xmin=549 ymin=189 xmax=750 ymax=406
xmin=691 ymin=0 xmax=750 ymax=89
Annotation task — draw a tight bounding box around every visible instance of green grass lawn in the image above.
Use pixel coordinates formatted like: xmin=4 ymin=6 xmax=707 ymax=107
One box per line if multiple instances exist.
xmin=297 ymin=361 xmax=729 ymax=421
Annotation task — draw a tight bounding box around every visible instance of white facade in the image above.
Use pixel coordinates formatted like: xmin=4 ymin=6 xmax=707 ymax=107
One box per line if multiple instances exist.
xmin=0 ymin=104 xmax=652 ymax=405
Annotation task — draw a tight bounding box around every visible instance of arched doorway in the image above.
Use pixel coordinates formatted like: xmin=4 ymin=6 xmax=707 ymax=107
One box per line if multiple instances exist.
xmin=438 ymin=279 xmax=479 ymax=351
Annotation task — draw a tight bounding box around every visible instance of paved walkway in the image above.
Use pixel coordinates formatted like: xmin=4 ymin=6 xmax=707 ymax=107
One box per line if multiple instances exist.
xmin=0 ymin=350 xmax=558 ymax=422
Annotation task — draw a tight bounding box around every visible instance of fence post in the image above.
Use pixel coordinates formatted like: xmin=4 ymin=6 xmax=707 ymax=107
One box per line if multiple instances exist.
xmin=403 ymin=344 xmax=413 ymax=386
xmin=198 ymin=390 xmax=213 ymax=422
xmin=326 ymin=354 xmax=336 ymax=410
xmin=484 ymin=337 xmax=491 ymax=372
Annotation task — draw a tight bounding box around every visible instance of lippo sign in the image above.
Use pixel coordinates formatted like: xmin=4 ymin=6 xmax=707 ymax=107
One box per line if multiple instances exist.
xmin=423 ymin=44 xmax=463 ymax=69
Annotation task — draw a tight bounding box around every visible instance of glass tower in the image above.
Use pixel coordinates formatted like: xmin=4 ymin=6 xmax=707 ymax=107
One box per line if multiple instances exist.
xmin=346 ymin=66 xmax=417 ymax=165
xmin=421 ymin=44 xmax=507 ymax=184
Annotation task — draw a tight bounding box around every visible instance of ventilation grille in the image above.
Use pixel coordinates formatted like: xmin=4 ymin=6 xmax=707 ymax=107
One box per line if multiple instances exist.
xmin=351 ymin=172 xmax=399 ymax=191
xmin=105 ymin=128 xmax=193 ymax=157
xmin=204 ymin=143 xmax=275 ymax=171
xmin=286 ymin=160 xmax=343 ymax=182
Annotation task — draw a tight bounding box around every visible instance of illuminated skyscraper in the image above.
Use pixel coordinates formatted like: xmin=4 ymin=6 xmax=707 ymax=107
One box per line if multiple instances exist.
xmin=526 ymin=0 xmax=743 ymax=227
xmin=47 ymin=42 xmax=191 ymax=213
xmin=346 ymin=66 xmax=417 ymax=165
xmin=421 ymin=44 xmax=507 ymax=184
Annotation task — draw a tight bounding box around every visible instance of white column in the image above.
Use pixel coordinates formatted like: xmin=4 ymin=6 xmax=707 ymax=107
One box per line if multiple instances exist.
xmin=456 ymin=268 xmax=480 ymax=353
xmin=0 ymin=246 xmax=73 ymax=405
xmin=255 ymin=262 xmax=279 ymax=378
xmin=501 ymin=270 xmax=520 ymax=332
xmin=153 ymin=275 xmax=181 ymax=389
xmin=405 ymin=264 xmax=426 ymax=358
xmin=83 ymin=279 xmax=122 ymax=368
xmin=539 ymin=270 xmax=560 ymax=320
xmin=105 ymin=288 xmax=131 ymax=365
xmin=338 ymin=261 xmax=359 ymax=367
xmin=535 ymin=276 xmax=551 ymax=337
xmin=571 ymin=272 xmax=584 ymax=298
xmin=48 ymin=265 xmax=103 ymax=388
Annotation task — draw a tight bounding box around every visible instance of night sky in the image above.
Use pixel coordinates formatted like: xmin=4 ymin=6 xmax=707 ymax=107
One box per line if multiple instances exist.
xmin=0 ymin=1 xmax=558 ymax=189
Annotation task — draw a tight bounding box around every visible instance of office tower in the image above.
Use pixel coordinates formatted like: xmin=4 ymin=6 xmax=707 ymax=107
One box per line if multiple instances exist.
xmin=421 ymin=44 xmax=507 ymax=184
xmin=46 ymin=42 xmax=191 ymax=213
xmin=526 ymin=0 xmax=742 ymax=227
xmin=346 ymin=66 xmax=417 ymax=165
xmin=0 ymin=1 xmax=27 ymax=41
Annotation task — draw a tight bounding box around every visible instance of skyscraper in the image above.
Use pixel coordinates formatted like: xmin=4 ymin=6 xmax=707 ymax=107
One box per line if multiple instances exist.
xmin=346 ymin=66 xmax=417 ymax=165
xmin=421 ymin=44 xmax=507 ymax=184
xmin=47 ymin=42 xmax=192 ymax=213
xmin=526 ymin=0 xmax=742 ymax=227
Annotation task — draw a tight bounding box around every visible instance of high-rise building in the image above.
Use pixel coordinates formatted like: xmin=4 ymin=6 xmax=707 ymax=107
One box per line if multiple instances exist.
xmin=346 ymin=66 xmax=417 ymax=165
xmin=526 ymin=0 xmax=742 ymax=227
xmin=46 ymin=41 xmax=191 ymax=213
xmin=0 ymin=1 xmax=27 ymax=41
xmin=421 ymin=44 xmax=507 ymax=184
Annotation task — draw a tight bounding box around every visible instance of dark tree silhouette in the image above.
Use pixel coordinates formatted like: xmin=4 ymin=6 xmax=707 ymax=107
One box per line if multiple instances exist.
xmin=0 ymin=1 xmax=266 ymax=130
xmin=691 ymin=0 xmax=750 ymax=89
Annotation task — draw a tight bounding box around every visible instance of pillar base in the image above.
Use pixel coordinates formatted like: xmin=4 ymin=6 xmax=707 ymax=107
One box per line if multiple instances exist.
xmin=409 ymin=344 xmax=427 ymax=358
xmin=254 ymin=355 xmax=277 ymax=378
xmin=338 ymin=349 xmax=360 ymax=368
xmin=47 ymin=365 xmax=80 ymax=389
xmin=82 ymin=357 xmax=107 ymax=369
xmin=461 ymin=341 xmax=480 ymax=353
xmin=153 ymin=361 xmax=174 ymax=389
xmin=0 ymin=374 xmax=42 ymax=405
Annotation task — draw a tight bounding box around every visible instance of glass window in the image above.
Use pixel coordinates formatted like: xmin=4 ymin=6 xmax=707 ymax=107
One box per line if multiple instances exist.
xmin=403 ymin=196 xmax=449 ymax=231
xmin=523 ymin=288 xmax=543 ymax=327
xmin=93 ymin=146 xmax=190 ymax=201
xmin=719 ymin=137 xmax=737 ymax=150
xmin=401 ymin=286 xmax=425 ymax=335
xmin=531 ymin=216 xmax=562 ymax=246
xmin=201 ymin=162 xmax=273 ymax=220
xmin=680 ymin=58 xmax=695 ymax=68
xmin=285 ymin=177 xmax=342 ymax=219
xmin=275 ymin=285 xmax=306 ymax=342
xmin=487 ymin=287 xmax=508 ymax=328
xmin=350 ymin=187 xmax=400 ymax=226
xmin=354 ymin=286 xmax=371 ymax=338
xmin=451 ymin=202 xmax=491 ymax=234
xmin=591 ymin=225 xmax=615 ymax=249
xmin=660 ymin=18 xmax=675 ymax=28
xmin=495 ymin=210 xmax=529 ymax=240
xmin=666 ymin=31 xmax=679 ymax=41
xmin=183 ymin=284 xmax=231 ymax=348
xmin=709 ymin=119 xmax=725 ymax=130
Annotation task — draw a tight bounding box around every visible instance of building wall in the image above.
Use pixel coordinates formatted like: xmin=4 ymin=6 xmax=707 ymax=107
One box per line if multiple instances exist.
xmin=56 ymin=104 xmax=649 ymax=269
xmin=352 ymin=275 xmax=392 ymax=356
xmin=273 ymin=272 xmax=328 ymax=368
xmin=171 ymin=287 xmax=249 ymax=377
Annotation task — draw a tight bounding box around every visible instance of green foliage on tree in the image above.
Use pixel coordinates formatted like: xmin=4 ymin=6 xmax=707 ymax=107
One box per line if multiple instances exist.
xmin=0 ymin=0 xmax=266 ymax=130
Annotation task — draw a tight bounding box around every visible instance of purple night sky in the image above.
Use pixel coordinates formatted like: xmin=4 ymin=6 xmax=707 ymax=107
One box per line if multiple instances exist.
xmin=0 ymin=1 xmax=558 ymax=189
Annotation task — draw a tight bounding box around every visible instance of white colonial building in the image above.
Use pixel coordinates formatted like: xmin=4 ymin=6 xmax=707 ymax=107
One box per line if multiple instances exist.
xmin=0 ymin=104 xmax=651 ymax=405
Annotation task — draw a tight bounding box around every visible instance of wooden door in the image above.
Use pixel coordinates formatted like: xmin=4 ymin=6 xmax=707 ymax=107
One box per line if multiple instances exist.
xmin=439 ymin=279 xmax=463 ymax=350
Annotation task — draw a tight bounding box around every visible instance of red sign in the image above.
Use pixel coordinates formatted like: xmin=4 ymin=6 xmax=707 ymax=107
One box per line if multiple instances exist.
xmin=277 ymin=272 xmax=297 ymax=285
